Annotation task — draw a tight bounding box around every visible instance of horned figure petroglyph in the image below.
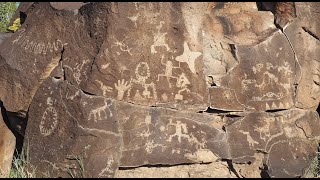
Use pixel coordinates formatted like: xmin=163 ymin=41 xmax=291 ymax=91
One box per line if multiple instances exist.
xmin=88 ymin=99 xmax=113 ymax=122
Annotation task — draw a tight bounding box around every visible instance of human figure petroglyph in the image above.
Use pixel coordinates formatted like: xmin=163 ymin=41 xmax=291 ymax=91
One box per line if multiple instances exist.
xmin=96 ymin=80 xmax=113 ymax=96
xmin=156 ymin=55 xmax=181 ymax=88
xmin=128 ymin=62 xmax=157 ymax=101
xmin=88 ymin=99 xmax=113 ymax=122
xmin=64 ymin=59 xmax=90 ymax=84
xmin=151 ymin=21 xmax=171 ymax=54
xmin=111 ymin=36 xmax=133 ymax=56
xmin=175 ymin=73 xmax=191 ymax=100
xmin=166 ymin=119 xmax=206 ymax=149
xmin=114 ymin=79 xmax=131 ymax=100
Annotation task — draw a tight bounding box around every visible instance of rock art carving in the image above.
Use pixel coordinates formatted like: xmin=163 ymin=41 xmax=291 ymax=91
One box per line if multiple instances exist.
xmin=114 ymin=79 xmax=131 ymax=100
xmin=88 ymin=99 xmax=113 ymax=122
xmin=127 ymin=62 xmax=157 ymax=101
xmin=39 ymin=97 xmax=58 ymax=136
xmin=175 ymin=42 xmax=202 ymax=74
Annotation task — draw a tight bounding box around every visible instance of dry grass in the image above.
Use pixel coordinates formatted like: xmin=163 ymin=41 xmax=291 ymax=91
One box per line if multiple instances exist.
xmin=303 ymin=153 xmax=320 ymax=178
xmin=8 ymin=141 xmax=36 ymax=178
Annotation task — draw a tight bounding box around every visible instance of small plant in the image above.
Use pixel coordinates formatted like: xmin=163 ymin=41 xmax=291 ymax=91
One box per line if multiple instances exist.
xmin=8 ymin=140 xmax=36 ymax=178
xmin=66 ymin=153 xmax=85 ymax=178
xmin=0 ymin=2 xmax=18 ymax=32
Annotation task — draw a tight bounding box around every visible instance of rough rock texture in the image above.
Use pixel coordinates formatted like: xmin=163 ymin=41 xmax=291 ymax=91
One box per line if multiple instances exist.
xmin=0 ymin=106 xmax=16 ymax=177
xmin=115 ymin=162 xmax=237 ymax=178
xmin=0 ymin=2 xmax=319 ymax=178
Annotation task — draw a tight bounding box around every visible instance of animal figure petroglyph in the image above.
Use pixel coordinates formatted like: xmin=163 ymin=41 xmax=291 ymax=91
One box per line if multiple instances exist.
xmin=96 ymin=80 xmax=113 ymax=96
xmin=88 ymin=99 xmax=113 ymax=122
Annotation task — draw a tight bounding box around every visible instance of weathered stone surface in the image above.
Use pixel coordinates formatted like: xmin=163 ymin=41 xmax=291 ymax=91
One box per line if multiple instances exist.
xmin=284 ymin=2 xmax=320 ymax=110
xmin=0 ymin=33 xmax=12 ymax=45
xmin=210 ymin=30 xmax=296 ymax=111
xmin=226 ymin=109 xmax=320 ymax=177
xmin=0 ymin=3 xmax=65 ymax=114
xmin=0 ymin=2 xmax=319 ymax=178
xmin=0 ymin=107 xmax=16 ymax=177
xmin=115 ymin=161 xmax=237 ymax=178
xmin=25 ymin=77 xmax=230 ymax=177
xmin=80 ymin=2 xmax=209 ymax=111
xmin=25 ymin=78 xmax=121 ymax=178
xmin=117 ymin=102 xmax=229 ymax=167
xmin=49 ymin=2 xmax=87 ymax=11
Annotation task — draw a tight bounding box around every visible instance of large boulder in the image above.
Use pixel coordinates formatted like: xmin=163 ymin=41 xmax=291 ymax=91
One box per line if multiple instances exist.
xmin=0 ymin=106 xmax=16 ymax=178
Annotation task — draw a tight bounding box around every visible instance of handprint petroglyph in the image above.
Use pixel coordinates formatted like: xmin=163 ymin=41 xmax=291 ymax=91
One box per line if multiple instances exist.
xmin=114 ymin=79 xmax=131 ymax=100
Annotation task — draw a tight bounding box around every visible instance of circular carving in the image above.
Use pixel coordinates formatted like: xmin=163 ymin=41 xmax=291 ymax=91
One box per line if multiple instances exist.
xmin=39 ymin=106 xmax=58 ymax=136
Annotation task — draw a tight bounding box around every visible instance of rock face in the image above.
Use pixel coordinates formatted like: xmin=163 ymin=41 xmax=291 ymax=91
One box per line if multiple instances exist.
xmin=0 ymin=2 xmax=319 ymax=178
xmin=0 ymin=106 xmax=16 ymax=177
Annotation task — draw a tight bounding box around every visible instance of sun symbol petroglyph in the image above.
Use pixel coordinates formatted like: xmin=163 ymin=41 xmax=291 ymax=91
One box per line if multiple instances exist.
xmin=88 ymin=99 xmax=113 ymax=122
xmin=222 ymin=90 xmax=233 ymax=101
xmin=39 ymin=106 xmax=58 ymax=137
xmin=175 ymin=42 xmax=202 ymax=74
xmin=114 ymin=79 xmax=131 ymax=100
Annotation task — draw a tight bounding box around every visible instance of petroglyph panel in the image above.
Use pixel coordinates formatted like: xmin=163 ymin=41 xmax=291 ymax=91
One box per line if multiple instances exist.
xmin=117 ymin=102 xmax=230 ymax=167
xmin=210 ymin=31 xmax=296 ymax=111
xmin=209 ymin=87 xmax=244 ymax=111
xmin=283 ymin=3 xmax=320 ymax=110
xmin=82 ymin=2 xmax=208 ymax=111
xmin=226 ymin=109 xmax=320 ymax=177
xmin=25 ymin=78 xmax=121 ymax=178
